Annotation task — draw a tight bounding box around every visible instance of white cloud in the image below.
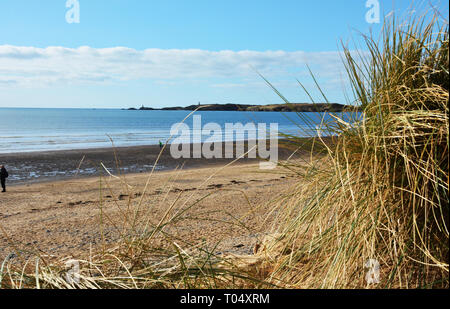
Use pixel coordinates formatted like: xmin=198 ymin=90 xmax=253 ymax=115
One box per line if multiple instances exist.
xmin=0 ymin=45 xmax=348 ymax=87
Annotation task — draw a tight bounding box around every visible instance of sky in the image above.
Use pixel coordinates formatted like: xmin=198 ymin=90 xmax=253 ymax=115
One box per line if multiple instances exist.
xmin=0 ymin=0 xmax=448 ymax=109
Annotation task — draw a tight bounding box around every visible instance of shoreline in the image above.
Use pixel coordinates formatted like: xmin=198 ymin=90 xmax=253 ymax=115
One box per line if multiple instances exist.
xmin=0 ymin=139 xmax=312 ymax=186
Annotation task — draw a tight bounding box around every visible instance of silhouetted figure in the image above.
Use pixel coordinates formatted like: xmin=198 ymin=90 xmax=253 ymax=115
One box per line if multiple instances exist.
xmin=159 ymin=140 xmax=164 ymax=150
xmin=0 ymin=165 xmax=8 ymax=192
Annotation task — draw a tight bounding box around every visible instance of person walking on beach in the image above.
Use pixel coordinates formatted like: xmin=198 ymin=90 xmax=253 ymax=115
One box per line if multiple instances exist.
xmin=0 ymin=165 xmax=8 ymax=192
xmin=159 ymin=140 xmax=164 ymax=150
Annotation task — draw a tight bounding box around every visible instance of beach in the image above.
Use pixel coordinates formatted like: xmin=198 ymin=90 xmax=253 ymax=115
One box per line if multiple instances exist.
xmin=0 ymin=162 xmax=298 ymax=263
xmin=0 ymin=141 xmax=310 ymax=262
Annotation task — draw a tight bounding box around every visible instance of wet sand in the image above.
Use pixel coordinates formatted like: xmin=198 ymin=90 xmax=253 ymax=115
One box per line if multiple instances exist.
xmin=0 ymin=140 xmax=299 ymax=185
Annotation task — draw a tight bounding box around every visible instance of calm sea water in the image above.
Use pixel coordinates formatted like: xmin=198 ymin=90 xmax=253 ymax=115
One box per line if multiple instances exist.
xmin=0 ymin=108 xmax=337 ymax=154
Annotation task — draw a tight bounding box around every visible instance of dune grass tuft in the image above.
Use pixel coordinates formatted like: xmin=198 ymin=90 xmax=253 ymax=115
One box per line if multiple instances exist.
xmin=261 ymin=10 xmax=448 ymax=288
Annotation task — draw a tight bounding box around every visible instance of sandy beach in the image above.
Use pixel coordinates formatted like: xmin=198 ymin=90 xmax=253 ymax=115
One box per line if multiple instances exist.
xmin=1 ymin=2 xmax=446 ymax=290
xmin=0 ymin=141 xmax=309 ymax=263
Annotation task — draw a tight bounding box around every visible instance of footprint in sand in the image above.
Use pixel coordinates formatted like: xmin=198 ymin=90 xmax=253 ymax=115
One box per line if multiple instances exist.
xmin=230 ymin=180 xmax=245 ymax=185
xmin=207 ymin=184 xmax=223 ymax=189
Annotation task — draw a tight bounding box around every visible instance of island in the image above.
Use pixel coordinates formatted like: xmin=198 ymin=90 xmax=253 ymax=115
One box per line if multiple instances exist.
xmin=124 ymin=103 xmax=358 ymax=112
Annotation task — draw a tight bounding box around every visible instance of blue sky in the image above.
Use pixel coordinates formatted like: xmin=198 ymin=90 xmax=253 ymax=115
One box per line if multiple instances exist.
xmin=0 ymin=0 xmax=448 ymax=108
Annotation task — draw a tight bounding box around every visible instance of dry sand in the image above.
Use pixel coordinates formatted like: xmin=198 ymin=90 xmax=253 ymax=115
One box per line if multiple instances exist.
xmin=0 ymin=139 xmax=325 ymax=264
xmin=0 ymin=162 xmax=298 ymax=263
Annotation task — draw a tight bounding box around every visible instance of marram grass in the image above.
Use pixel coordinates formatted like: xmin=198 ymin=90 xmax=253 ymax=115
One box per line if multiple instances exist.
xmin=263 ymin=10 xmax=449 ymax=288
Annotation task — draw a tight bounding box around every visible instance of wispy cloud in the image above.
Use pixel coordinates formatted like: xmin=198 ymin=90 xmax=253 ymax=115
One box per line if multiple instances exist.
xmin=0 ymin=45 xmax=348 ymax=87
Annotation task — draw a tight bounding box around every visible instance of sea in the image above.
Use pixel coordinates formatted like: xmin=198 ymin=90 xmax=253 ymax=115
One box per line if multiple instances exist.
xmin=0 ymin=108 xmax=342 ymax=154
